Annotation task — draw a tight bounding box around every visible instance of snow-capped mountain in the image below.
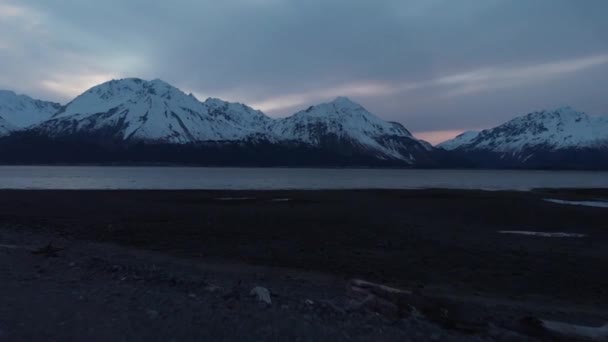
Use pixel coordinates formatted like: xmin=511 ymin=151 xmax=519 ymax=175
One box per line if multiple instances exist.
xmin=2 ymin=78 xmax=607 ymax=168
xmin=20 ymin=78 xmax=436 ymax=165
xmin=0 ymin=90 xmax=61 ymax=128
xmin=271 ymin=97 xmax=434 ymax=163
xmin=440 ymin=107 xmax=608 ymax=168
xmin=34 ymin=78 xmax=269 ymax=143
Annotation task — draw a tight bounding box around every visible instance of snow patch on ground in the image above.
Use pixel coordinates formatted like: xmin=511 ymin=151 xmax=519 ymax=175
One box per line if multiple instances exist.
xmin=498 ymin=231 xmax=587 ymax=238
xmin=544 ymin=198 xmax=608 ymax=208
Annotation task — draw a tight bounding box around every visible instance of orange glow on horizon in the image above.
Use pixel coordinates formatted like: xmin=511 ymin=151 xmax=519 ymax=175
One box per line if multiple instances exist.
xmin=414 ymin=129 xmax=467 ymax=145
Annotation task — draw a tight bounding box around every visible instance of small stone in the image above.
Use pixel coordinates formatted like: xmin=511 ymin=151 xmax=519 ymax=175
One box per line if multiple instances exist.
xmin=250 ymin=286 xmax=272 ymax=305
xmin=146 ymin=309 xmax=159 ymax=320
xmin=205 ymin=284 xmax=221 ymax=293
xmin=305 ymin=299 xmax=314 ymax=305
xmin=68 ymin=262 xmax=76 ymax=267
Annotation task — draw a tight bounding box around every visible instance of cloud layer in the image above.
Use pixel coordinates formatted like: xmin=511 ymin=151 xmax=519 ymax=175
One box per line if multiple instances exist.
xmin=0 ymin=0 xmax=607 ymax=144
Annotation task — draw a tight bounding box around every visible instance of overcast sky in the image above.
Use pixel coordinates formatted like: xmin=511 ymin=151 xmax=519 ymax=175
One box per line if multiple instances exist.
xmin=1 ymin=0 xmax=607 ymax=143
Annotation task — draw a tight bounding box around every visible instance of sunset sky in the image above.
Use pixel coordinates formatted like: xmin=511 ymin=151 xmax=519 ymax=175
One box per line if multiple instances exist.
xmin=1 ymin=0 xmax=607 ymax=144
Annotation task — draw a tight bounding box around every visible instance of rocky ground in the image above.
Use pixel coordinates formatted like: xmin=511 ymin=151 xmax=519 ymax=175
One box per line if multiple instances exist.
xmin=0 ymin=189 xmax=607 ymax=340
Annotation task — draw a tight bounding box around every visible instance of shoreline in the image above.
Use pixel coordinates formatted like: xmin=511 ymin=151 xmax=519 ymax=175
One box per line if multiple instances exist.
xmin=3 ymin=163 xmax=608 ymax=171
xmin=1 ymin=189 xmax=607 ymax=340
xmin=1 ymin=189 xmax=606 ymax=300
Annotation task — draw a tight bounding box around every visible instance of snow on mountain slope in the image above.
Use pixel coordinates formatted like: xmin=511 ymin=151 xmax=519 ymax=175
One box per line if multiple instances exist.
xmin=0 ymin=90 xmax=61 ymax=128
xmin=36 ymin=78 xmax=268 ymax=143
xmin=438 ymin=131 xmax=479 ymax=150
xmin=270 ymin=97 xmax=433 ymax=162
xmin=203 ymin=98 xmax=272 ymax=138
xmin=440 ymin=107 xmax=608 ymax=153
xmin=0 ymin=116 xmax=15 ymax=136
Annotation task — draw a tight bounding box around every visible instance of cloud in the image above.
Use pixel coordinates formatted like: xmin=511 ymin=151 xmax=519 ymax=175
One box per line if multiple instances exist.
xmin=0 ymin=0 xmax=607 ymax=135
xmin=40 ymin=72 xmax=121 ymax=100
xmin=248 ymin=53 xmax=608 ymax=115
xmin=0 ymin=1 xmax=43 ymax=31
xmin=436 ymin=54 xmax=608 ymax=97
xmin=0 ymin=2 xmax=29 ymax=18
xmin=250 ymin=81 xmax=402 ymax=114
xmin=0 ymin=1 xmax=147 ymax=101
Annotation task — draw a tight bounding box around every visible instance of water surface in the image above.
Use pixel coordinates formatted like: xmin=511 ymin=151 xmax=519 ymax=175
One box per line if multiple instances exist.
xmin=0 ymin=166 xmax=607 ymax=190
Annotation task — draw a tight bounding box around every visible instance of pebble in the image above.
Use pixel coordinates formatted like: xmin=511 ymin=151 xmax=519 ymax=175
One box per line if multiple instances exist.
xmin=250 ymin=286 xmax=272 ymax=305
xmin=204 ymin=284 xmax=221 ymax=293
xmin=146 ymin=309 xmax=159 ymax=320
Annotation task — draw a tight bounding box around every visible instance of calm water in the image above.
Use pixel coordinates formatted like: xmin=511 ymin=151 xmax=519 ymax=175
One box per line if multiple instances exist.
xmin=0 ymin=166 xmax=606 ymax=190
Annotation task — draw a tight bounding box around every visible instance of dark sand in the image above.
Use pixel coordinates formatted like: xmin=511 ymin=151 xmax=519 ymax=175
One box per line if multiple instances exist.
xmin=0 ymin=189 xmax=607 ymax=340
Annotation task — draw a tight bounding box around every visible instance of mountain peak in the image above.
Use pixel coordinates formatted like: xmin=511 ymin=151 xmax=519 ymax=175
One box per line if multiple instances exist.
xmin=148 ymin=78 xmax=175 ymax=89
xmin=93 ymin=78 xmax=175 ymax=90
xmin=527 ymin=106 xmax=584 ymax=118
xmin=41 ymin=78 xmax=275 ymax=143
xmin=441 ymin=107 xmax=608 ymax=154
xmin=555 ymin=105 xmax=575 ymax=113
xmin=515 ymin=107 xmax=589 ymax=127
xmin=271 ymin=94 xmax=421 ymax=160
xmin=329 ymin=96 xmax=361 ymax=109
xmin=0 ymin=90 xmax=18 ymax=97
xmin=0 ymin=90 xmax=60 ymax=127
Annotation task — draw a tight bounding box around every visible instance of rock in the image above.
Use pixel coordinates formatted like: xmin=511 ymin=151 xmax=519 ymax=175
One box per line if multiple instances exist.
xmin=31 ymin=242 xmax=64 ymax=257
xmin=204 ymin=284 xmax=221 ymax=293
xmin=146 ymin=309 xmax=159 ymax=320
xmin=250 ymin=286 xmax=272 ymax=305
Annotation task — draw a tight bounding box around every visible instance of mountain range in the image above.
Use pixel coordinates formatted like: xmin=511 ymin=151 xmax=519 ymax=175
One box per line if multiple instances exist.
xmin=439 ymin=107 xmax=608 ymax=169
xmin=0 ymin=78 xmax=606 ymax=169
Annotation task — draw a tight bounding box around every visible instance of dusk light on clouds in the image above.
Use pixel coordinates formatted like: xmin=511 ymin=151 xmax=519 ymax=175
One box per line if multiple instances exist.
xmin=0 ymin=0 xmax=606 ymax=144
